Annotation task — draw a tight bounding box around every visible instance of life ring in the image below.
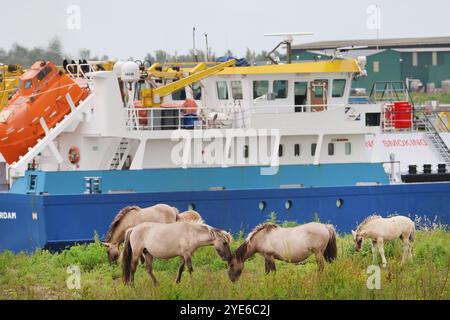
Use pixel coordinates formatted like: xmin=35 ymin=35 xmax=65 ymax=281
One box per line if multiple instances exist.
xmin=68 ymin=146 xmax=80 ymax=164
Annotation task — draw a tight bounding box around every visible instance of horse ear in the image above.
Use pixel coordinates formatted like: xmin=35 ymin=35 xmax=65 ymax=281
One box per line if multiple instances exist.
xmin=351 ymin=230 xmax=356 ymax=239
xmin=102 ymin=242 xmax=111 ymax=248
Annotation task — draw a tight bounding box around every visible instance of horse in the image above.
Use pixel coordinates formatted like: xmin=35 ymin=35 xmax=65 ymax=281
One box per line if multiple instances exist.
xmin=178 ymin=210 xmax=204 ymax=223
xmin=122 ymin=221 xmax=233 ymax=285
xmin=352 ymin=215 xmax=415 ymax=267
xmin=228 ymin=222 xmax=337 ymax=282
xmin=103 ymin=204 xmax=202 ymax=263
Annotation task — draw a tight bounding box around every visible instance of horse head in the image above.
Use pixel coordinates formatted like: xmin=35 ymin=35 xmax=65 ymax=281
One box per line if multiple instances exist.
xmin=211 ymin=229 xmax=233 ymax=263
xmin=352 ymin=230 xmax=364 ymax=251
xmin=103 ymin=242 xmax=120 ymax=264
xmin=227 ymin=241 xmax=248 ymax=282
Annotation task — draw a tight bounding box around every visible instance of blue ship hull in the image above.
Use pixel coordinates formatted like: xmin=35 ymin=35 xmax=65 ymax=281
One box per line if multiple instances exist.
xmin=1 ymin=182 xmax=449 ymax=253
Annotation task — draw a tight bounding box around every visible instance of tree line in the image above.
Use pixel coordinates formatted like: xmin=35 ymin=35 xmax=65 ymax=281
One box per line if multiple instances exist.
xmin=0 ymin=37 xmax=283 ymax=67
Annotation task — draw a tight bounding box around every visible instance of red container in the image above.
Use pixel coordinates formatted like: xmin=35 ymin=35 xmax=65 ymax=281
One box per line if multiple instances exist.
xmin=393 ymin=101 xmax=412 ymax=129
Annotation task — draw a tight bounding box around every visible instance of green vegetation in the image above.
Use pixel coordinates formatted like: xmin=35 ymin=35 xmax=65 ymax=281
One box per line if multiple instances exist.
xmin=411 ymin=92 xmax=450 ymax=105
xmin=0 ymin=227 xmax=448 ymax=300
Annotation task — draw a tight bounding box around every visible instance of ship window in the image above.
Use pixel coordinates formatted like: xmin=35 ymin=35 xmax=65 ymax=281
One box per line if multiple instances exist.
xmin=231 ymin=81 xmax=243 ymax=100
xmin=253 ymin=80 xmax=269 ymax=99
xmin=217 ymin=81 xmax=229 ymax=100
xmin=273 ymin=80 xmax=288 ymax=99
xmin=294 ymin=144 xmax=301 ymax=157
xmin=24 ymin=79 xmax=33 ymax=89
xmin=311 ymin=143 xmax=317 ymax=156
xmin=192 ymin=82 xmax=202 ymax=100
xmin=244 ymin=145 xmax=249 ymax=158
xmin=37 ymin=66 xmax=52 ymax=81
xmin=172 ymin=88 xmax=186 ymax=101
xmin=278 ymin=144 xmax=284 ymax=157
xmin=313 ymin=80 xmax=328 ymax=98
xmin=328 ymin=143 xmax=334 ymax=156
xmin=345 ymin=142 xmax=352 ymax=155
xmin=332 ymin=79 xmax=346 ymax=97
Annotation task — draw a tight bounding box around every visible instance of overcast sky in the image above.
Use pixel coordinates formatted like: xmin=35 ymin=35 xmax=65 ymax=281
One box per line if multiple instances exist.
xmin=1 ymin=0 xmax=448 ymax=59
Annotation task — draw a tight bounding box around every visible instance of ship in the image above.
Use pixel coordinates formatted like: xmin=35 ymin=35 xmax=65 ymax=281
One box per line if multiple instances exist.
xmin=0 ymin=49 xmax=449 ymax=253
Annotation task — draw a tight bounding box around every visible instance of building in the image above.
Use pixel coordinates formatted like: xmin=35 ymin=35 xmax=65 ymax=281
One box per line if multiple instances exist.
xmin=292 ymin=37 xmax=450 ymax=93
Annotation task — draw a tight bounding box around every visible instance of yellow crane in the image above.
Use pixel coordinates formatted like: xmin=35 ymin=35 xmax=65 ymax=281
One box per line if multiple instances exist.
xmin=141 ymin=59 xmax=236 ymax=107
xmin=0 ymin=64 xmax=23 ymax=109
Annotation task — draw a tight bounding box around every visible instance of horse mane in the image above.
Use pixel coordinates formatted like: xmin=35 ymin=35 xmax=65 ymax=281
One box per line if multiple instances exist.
xmin=105 ymin=206 xmax=141 ymax=242
xmin=235 ymin=223 xmax=279 ymax=262
xmin=207 ymin=226 xmax=232 ymax=243
xmin=356 ymin=214 xmax=382 ymax=232
xmin=246 ymin=223 xmax=279 ymax=242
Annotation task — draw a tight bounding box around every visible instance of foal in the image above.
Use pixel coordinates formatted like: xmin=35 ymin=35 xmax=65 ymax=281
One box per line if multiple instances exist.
xmin=122 ymin=221 xmax=232 ymax=285
xmin=228 ymin=222 xmax=337 ymax=282
xmin=352 ymin=215 xmax=415 ymax=267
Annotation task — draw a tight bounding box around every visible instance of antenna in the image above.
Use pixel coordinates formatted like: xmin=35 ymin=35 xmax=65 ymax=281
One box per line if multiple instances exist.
xmin=264 ymin=32 xmax=314 ymax=64
xmin=204 ymin=33 xmax=209 ymax=62
xmin=192 ymin=27 xmax=198 ymax=62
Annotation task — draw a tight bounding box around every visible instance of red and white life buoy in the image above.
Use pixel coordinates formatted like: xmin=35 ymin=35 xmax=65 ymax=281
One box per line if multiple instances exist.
xmin=68 ymin=146 xmax=80 ymax=164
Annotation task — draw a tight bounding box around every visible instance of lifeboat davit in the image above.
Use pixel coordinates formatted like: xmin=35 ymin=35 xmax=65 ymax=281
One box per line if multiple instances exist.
xmin=0 ymin=60 xmax=89 ymax=164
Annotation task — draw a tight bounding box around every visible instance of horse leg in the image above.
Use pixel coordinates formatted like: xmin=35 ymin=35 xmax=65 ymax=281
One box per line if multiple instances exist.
xmin=401 ymin=236 xmax=410 ymax=265
xmin=377 ymin=239 xmax=387 ymax=268
xmin=186 ymin=256 xmax=194 ymax=282
xmin=372 ymin=240 xmax=377 ymax=264
xmin=176 ymin=256 xmax=186 ymax=284
xmin=264 ymin=257 xmax=276 ymax=274
xmin=315 ymin=251 xmax=325 ymax=272
xmin=144 ymin=252 xmax=158 ymax=286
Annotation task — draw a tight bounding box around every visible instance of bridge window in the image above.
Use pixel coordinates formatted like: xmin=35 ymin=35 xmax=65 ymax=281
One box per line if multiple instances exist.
xmin=192 ymin=82 xmax=202 ymax=100
xmin=24 ymin=79 xmax=33 ymax=89
xmin=328 ymin=143 xmax=334 ymax=156
xmin=278 ymin=144 xmax=284 ymax=157
xmin=37 ymin=66 xmax=52 ymax=81
xmin=216 ymin=81 xmax=229 ymax=100
xmin=172 ymin=88 xmax=186 ymax=101
xmin=294 ymin=144 xmax=301 ymax=157
xmin=332 ymin=79 xmax=346 ymax=98
xmin=311 ymin=143 xmax=317 ymax=156
xmin=273 ymin=80 xmax=288 ymax=99
xmin=253 ymin=80 xmax=269 ymax=99
xmin=345 ymin=142 xmax=352 ymax=155
xmin=231 ymin=81 xmax=243 ymax=100
xmin=244 ymin=145 xmax=249 ymax=158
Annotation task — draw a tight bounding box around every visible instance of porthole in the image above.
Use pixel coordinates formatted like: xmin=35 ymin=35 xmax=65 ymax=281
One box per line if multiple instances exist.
xmin=259 ymin=201 xmax=266 ymax=211
xmin=336 ymin=198 xmax=344 ymax=208
xmin=285 ymin=200 xmax=293 ymax=210
xmin=188 ymin=203 xmax=196 ymax=211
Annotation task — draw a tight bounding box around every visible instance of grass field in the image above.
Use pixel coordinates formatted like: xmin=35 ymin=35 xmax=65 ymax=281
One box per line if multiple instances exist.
xmin=0 ymin=226 xmax=448 ymax=300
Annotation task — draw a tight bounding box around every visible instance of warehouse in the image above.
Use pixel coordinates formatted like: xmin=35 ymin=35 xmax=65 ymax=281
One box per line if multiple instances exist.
xmin=291 ymin=36 xmax=450 ymax=93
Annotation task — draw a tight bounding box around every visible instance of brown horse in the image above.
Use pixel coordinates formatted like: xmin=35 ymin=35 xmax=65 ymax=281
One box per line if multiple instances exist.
xmin=122 ymin=221 xmax=233 ymax=285
xmin=228 ymin=222 xmax=337 ymax=282
xmin=103 ymin=204 xmax=202 ymax=263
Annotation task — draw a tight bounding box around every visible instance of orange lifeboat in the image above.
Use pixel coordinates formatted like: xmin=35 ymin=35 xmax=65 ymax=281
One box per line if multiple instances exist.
xmin=0 ymin=60 xmax=89 ymax=164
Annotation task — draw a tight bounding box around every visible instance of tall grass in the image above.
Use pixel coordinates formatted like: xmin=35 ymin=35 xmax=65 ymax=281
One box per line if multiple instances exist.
xmin=0 ymin=228 xmax=448 ymax=300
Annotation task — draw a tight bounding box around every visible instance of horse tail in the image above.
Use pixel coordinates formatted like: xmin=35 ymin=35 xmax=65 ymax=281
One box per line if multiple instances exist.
xmin=122 ymin=228 xmax=133 ymax=284
xmin=324 ymin=224 xmax=337 ymax=262
xmin=409 ymin=225 xmax=415 ymax=242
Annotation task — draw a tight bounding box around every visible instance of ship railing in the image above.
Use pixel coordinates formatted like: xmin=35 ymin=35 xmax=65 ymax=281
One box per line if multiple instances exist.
xmin=65 ymin=63 xmax=95 ymax=79
xmin=124 ymin=107 xmax=251 ymax=131
xmin=251 ymin=104 xmax=346 ymax=114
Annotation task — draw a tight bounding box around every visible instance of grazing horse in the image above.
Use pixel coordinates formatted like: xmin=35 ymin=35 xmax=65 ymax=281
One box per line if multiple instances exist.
xmin=103 ymin=204 xmax=202 ymax=263
xmin=122 ymin=221 xmax=233 ymax=285
xmin=352 ymin=215 xmax=415 ymax=267
xmin=228 ymin=222 xmax=337 ymax=282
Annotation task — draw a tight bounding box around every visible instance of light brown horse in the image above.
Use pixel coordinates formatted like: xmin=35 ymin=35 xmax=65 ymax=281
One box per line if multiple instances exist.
xmin=103 ymin=204 xmax=202 ymax=263
xmin=352 ymin=215 xmax=415 ymax=267
xmin=228 ymin=222 xmax=337 ymax=282
xmin=122 ymin=221 xmax=233 ymax=285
